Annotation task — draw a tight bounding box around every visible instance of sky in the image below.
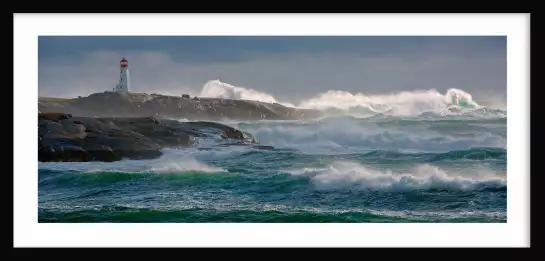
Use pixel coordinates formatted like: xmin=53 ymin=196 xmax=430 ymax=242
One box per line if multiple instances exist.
xmin=38 ymin=36 xmax=506 ymax=105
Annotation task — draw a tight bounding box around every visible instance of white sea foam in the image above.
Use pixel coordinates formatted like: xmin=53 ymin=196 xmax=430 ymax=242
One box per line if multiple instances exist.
xmin=235 ymin=115 xmax=506 ymax=154
xmin=296 ymin=88 xmax=480 ymax=116
xmin=199 ymin=80 xmax=280 ymax=104
xmin=38 ymin=148 xmax=227 ymax=174
xmin=197 ymin=79 xmax=487 ymax=117
xmin=285 ymin=161 xmax=505 ymax=191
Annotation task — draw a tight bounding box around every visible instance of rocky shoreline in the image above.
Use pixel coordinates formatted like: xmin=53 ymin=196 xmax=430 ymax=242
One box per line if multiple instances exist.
xmin=38 ymin=112 xmax=265 ymax=162
xmin=38 ymin=91 xmax=321 ymax=121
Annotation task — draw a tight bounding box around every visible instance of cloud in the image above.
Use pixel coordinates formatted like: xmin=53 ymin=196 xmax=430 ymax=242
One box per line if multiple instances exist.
xmin=38 ymin=40 xmax=506 ymax=107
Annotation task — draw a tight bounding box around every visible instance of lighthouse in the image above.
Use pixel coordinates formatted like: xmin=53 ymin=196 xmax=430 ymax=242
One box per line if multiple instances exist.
xmin=114 ymin=57 xmax=130 ymax=92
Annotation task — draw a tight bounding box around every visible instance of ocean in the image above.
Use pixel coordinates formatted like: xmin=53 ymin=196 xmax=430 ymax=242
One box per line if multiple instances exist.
xmin=38 ymin=105 xmax=507 ymax=223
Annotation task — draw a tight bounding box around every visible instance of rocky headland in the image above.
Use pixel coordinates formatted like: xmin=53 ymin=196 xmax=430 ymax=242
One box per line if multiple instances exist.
xmin=38 ymin=91 xmax=321 ymax=121
xmin=38 ymin=112 xmax=272 ymax=162
xmin=38 ymin=92 xmax=324 ymax=162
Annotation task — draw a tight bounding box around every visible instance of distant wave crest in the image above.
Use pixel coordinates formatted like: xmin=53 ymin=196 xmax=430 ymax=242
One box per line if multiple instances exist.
xmin=235 ymin=115 xmax=506 ymax=154
xmin=198 ymin=79 xmax=496 ymax=117
xmin=200 ymin=80 xmax=280 ymax=104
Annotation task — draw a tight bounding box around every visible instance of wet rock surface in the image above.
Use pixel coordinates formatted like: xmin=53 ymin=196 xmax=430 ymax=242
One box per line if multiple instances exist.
xmin=38 ymin=112 xmax=262 ymax=162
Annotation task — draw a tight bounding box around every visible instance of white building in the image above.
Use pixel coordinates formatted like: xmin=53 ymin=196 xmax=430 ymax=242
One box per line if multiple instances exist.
xmin=114 ymin=57 xmax=130 ymax=92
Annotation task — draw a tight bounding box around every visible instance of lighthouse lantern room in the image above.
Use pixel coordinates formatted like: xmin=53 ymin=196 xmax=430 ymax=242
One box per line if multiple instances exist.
xmin=114 ymin=57 xmax=130 ymax=92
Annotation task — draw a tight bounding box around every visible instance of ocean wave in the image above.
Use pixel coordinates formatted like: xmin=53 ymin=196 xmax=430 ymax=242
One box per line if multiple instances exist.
xmin=38 ymin=149 xmax=227 ymax=174
xmin=200 ymin=80 xmax=284 ymax=105
xmin=361 ymin=147 xmax=506 ymax=161
xmin=285 ymin=161 xmax=505 ymax=191
xmin=296 ymin=88 xmax=480 ymax=115
xmin=235 ymin=115 xmax=506 ymax=154
xmin=197 ymin=79 xmax=504 ymax=118
xmin=38 ymin=203 xmax=506 ymax=223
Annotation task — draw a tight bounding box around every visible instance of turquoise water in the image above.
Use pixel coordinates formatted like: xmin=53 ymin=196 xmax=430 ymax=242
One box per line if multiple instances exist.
xmin=38 ymin=111 xmax=507 ymax=223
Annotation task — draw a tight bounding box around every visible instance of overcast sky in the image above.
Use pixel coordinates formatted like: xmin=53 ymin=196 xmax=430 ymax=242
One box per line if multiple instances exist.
xmin=38 ymin=36 xmax=506 ymax=105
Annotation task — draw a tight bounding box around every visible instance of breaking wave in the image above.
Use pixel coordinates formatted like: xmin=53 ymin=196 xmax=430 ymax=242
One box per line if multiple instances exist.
xmin=198 ymin=80 xmax=495 ymax=117
xmin=200 ymin=80 xmax=280 ymax=104
xmin=285 ymin=161 xmax=505 ymax=191
xmin=38 ymin=149 xmax=227 ymax=174
xmin=38 ymin=80 xmax=507 ymax=223
xmin=235 ymin=115 xmax=506 ymax=154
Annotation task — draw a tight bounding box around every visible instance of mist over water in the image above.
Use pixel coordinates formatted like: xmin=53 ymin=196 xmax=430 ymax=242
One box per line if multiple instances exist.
xmin=39 ymin=80 xmax=507 ymax=223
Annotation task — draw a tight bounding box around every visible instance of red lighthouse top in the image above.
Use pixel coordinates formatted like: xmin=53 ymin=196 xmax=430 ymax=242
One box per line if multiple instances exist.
xmin=120 ymin=57 xmax=128 ymax=67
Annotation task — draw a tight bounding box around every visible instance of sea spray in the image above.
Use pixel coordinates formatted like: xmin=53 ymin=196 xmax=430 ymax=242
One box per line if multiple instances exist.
xmin=232 ymin=115 xmax=506 ymax=155
xmin=39 ymin=82 xmax=507 ymax=223
xmin=285 ymin=161 xmax=505 ymax=191
xmin=198 ymin=80 xmax=485 ymax=117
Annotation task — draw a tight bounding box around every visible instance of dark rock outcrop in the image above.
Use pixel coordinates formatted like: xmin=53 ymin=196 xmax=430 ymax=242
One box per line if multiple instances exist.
xmin=38 ymin=113 xmax=261 ymax=162
xmin=185 ymin=121 xmax=257 ymax=143
xmin=39 ymin=112 xmax=73 ymax=122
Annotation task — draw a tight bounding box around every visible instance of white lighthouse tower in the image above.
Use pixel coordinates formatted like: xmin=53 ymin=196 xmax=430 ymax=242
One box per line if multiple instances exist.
xmin=114 ymin=57 xmax=130 ymax=92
